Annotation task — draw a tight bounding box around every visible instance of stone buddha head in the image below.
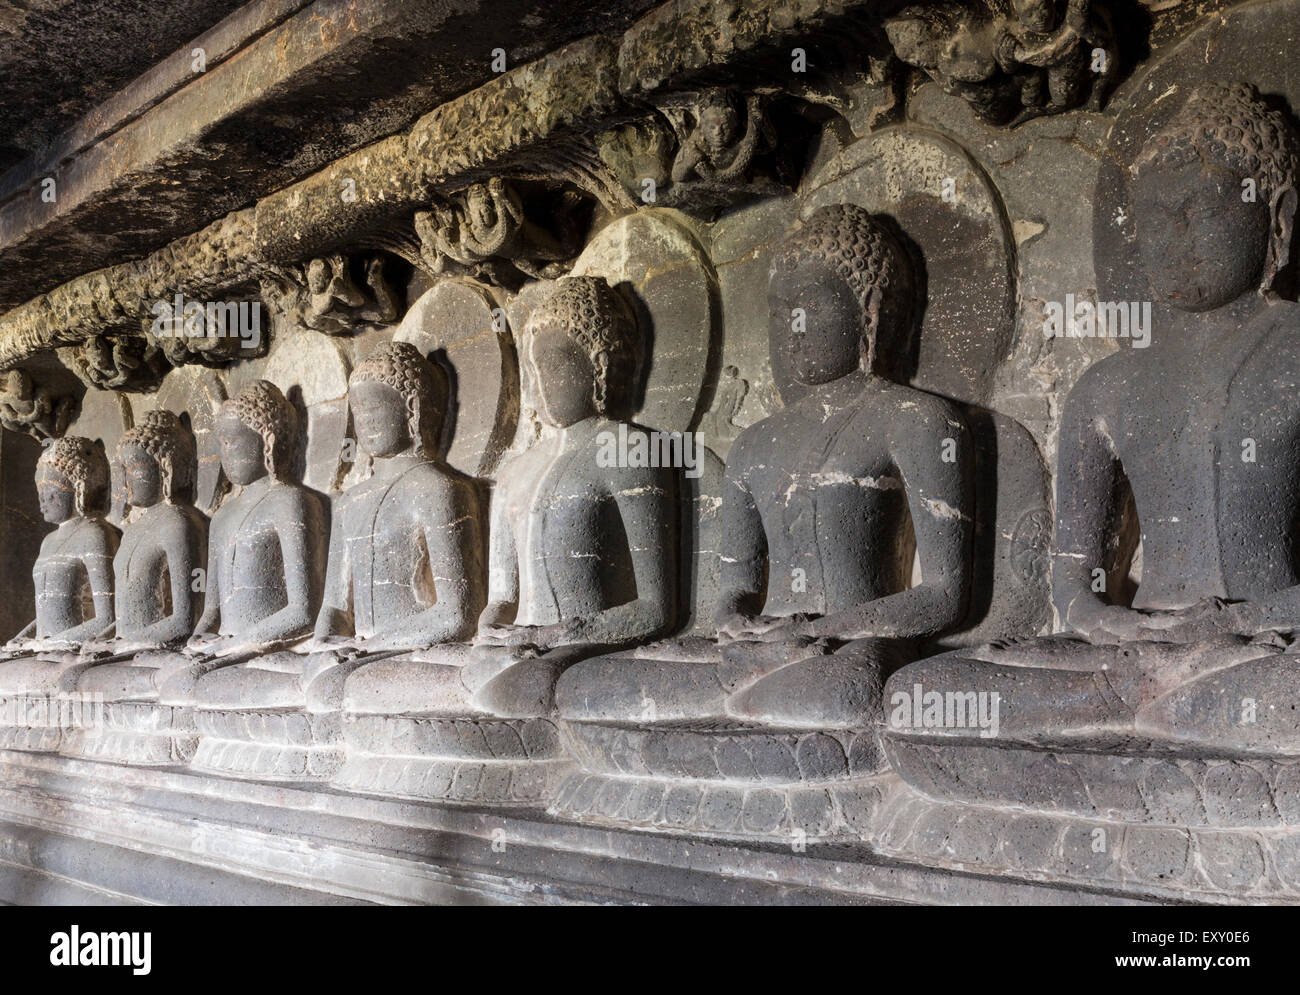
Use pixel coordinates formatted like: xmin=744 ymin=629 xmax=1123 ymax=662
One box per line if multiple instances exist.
xmin=1134 ymin=83 xmax=1300 ymax=312
xmin=306 ymin=257 xmax=332 ymax=296
xmin=218 ymin=379 xmax=298 ymax=487
xmin=1011 ymin=0 xmax=1059 ymax=34
xmin=36 ymin=436 xmax=109 ymax=525
xmin=769 ymin=204 xmax=915 ymax=387
xmin=117 ymin=410 xmax=195 ymax=510
xmin=349 ymin=340 xmax=446 ymax=459
xmin=526 ymin=276 xmax=638 ymax=428
xmin=697 ymin=89 xmax=742 ymax=157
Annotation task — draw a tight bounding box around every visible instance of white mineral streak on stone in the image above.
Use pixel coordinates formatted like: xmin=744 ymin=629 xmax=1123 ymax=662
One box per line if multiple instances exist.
xmin=878 ymin=132 xmax=994 ymax=222
xmin=783 ymin=471 xmax=902 ymax=503
xmin=1096 ymin=417 xmax=1120 ymax=457
xmin=1013 ymin=219 xmax=1046 ymax=245
xmin=922 ymin=497 xmax=970 ymax=521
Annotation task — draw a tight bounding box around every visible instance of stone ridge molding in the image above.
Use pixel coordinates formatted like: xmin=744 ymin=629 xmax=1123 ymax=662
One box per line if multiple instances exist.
xmin=0 ymin=0 xmax=1130 ymax=375
xmin=4 ymin=0 xmax=1299 ymax=911
xmin=0 ymin=0 xmax=668 ymax=314
xmin=0 ymin=750 xmax=1164 ymax=905
xmin=0 ymin=209 xmax=263 ymax=371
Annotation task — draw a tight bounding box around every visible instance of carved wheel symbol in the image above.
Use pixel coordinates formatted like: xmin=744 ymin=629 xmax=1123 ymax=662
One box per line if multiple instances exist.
xmin=1010 ymin=508 xmax=1051 ymax=586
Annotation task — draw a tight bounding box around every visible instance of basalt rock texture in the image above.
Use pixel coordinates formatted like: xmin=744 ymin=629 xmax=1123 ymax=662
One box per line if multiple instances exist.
xmin=0 ymin=0 xmax=1296 ymax=906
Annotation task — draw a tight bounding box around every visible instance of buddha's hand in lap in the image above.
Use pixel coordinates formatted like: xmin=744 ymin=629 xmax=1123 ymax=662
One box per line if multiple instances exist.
xmin=344 ymin=631 xmax=423 ymax=655
xmin=717 ymin=613 xmax=816 ymax=643
xmin=209 ymin=637 xmax=265 ymax=659
xmin=118 ymin=639 xmax=163 ymax=655
xmin=184 ymin=633 xmax=222 ymax=655
xmin=79 ymin=638 xmax=158 ymax=658
xmin=477 ymin=619 xmax=581 ymax=651
xmin=1083 ymin=605 xmax=1165 ymax=644
xmin=184 ymin=633 xmax=257 ymax=658
xmin=1146 ymin=600 xmax=1297 ymax=645
xmin=752 ymin=614 xmax=822 ymax=644
xmin=303 ymin=634 xmax=363 ymax=658
xmin=476 ymin=622 xmax=543 ymax=648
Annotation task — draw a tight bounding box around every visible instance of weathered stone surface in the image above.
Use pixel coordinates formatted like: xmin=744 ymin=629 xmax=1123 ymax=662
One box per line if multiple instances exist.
xmin=412 ymin=35 xmax=626 ymax=188
xmin=4 ymin=0 xmax=1300 ymax=908
xmin=802 ymin=127 xmax=1017 ymax=407
xmin=0 ymin=0 xmax=663 ymax=312
xmin=258 ymin=327 xmax=352 ymax=493
xmin=571 ymin=209 xmax=716 ymax=434
xmin=0 ymin=0 xmax=247 ymax=174
xmin=393 ymin=280 xmax=517 ymax=478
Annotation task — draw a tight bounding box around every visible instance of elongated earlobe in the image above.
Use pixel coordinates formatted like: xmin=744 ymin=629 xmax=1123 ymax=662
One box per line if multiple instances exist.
xmin=1267 ymin=186 xmax=1298 ymax=291
xmin=406 ymin=394 xmax=423 ymax=456
xmin=592 ymin=351 xmax=611 ymax=414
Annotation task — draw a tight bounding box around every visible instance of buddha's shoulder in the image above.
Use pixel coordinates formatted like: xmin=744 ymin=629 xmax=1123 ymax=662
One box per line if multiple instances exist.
xmin=390 ymin=460 xmax=476 ymax=507
xmin=863 ymin=382 xmax=963 ymax=430
xmin=729 ymin=408 xmax=794 ymax=462
xmin=134 ymin=502 xmax=204 ymax=538
xmin=40 ymin=520 xmax=106 ymax=555
xmin=1067 ymin=350 xmax=1135 ymax=403
xmin=65 ymin=515 xmax=118 ymax=538
xmin=261 ymin=481 xmax=322 ymax=517
xmin=1244 ymin=300 xmax=1300 ymax=357
xmin=68 ymin=516 xmax=120 ymax=545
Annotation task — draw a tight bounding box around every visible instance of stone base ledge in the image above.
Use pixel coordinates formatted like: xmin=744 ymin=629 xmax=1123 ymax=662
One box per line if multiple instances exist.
xmin=873 ymin=783 xmax=1300 ymax=904
xmin=0 ymin=749 xmax=1193 ymax=905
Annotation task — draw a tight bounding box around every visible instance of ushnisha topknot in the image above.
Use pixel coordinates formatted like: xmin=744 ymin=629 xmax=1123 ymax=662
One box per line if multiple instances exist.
xmin=772 ymin=204 xmax=915 ymax=374
xmin=527 ymin=275 xmax=639 ymax=415
xmin=220 ymin=380 xmax=298 ymax=481
xmin=117 ymin=409 xmax=196 ymax=503
xmin=37 ymin=436 xmax=109 ymax=517
xmin=1140 ymin=83 xmax=1300 ymax=204
xmin=1139 ymin=83 xmax=1300 ymax=290
xmin=350 ymin=340 xmax=446 ymax=457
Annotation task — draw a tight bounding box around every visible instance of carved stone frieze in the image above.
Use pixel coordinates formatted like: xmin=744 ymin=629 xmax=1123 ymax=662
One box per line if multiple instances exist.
xmin=6 ymin=0 xmax=1300 ymax=910
xmin=885 ymin=0 xmax=1119 ymax=126
xmin=260 ymin=253 xmax=401 ymax=336
xmin=57 ymin=335 xmax=169 ymax=393
xmin=0 ymin=370 xmax=75 ymax=439
xmin=414 ymin=179 xmax=585 ymax=287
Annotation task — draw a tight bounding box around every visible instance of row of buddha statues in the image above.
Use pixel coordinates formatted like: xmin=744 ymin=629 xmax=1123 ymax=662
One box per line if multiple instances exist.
xmin=2 ymin=80 xmax=1299 ymax=841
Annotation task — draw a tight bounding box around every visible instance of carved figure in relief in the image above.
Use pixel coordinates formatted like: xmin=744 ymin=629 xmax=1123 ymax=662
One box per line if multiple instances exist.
xmin=0 ymin=438 xmax=119 ymax=741
xmin=885 ymin=83 xmax=1300 ymax=770
xmin=192 ymin=343 xmax=482 ymax=779
xmin=557 ymin=205 xmax=975 ymax=775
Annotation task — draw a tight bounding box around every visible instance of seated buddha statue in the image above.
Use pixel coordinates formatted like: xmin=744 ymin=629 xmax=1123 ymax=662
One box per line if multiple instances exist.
xmin=186 ymin=380 xmax=325 ymax=660
xmin=61 ymin=410 xmax=208 ymax=763
xmin=147 ymin=380 xmax=325 ymax=774
xmin=334 ymin=276 xmax=680 ymax=804
xmin=883 ymin=83 xmax=1300 ymax=805
xmin=552 ymin=205 xmax=976 ymax=838
xmin=0 ymin=437 xmax=118 ymax=750
xmin=194 ymin=342 xmax=482 ymax=780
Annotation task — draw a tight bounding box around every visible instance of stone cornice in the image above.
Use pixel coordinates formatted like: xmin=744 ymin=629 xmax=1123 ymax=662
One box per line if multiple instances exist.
xmin=0 ymin=0 xmax=1153 ymax=373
